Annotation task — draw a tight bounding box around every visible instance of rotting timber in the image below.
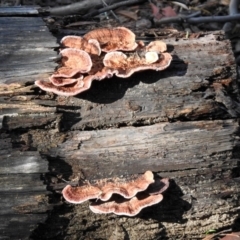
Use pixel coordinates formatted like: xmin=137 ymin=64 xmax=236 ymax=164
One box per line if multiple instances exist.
xmin=0 ymin=9 xmax=240 ymax=239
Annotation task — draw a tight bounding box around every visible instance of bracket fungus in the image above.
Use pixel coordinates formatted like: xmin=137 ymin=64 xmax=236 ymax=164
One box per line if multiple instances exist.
xmin=145 ymin=40 xmax=167 ymax=53
xmin=83 ymin=26 xmax=138 ymax=52
xmin=35 ymin=78 xmax=86 ymax=96
xmin=61 ymin=36 xmax=101 ymax=56
xmin=89 ymin=192 xmax=163 ymax=217
xmin=103 ymin=51 xmax=172 ymax=78
xmin=62 ymin=171 xmax=169 ymax=216
xmin=35 ymin=27 xmax=172 ymax=96
xmin=60 ymin=48 xmax=92 ymax=73
xmin=62 ymin=170 xmax=154 ymax=203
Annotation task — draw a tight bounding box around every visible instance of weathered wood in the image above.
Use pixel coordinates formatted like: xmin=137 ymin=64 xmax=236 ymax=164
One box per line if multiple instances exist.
xmin=1 ymin=10 xmax=240 ymax=239
xmin=0 ymin=8 xmax=57 ymax=240
xmin=53 ymin=31 xmax=237 ymax=131
xmin=0 ymin=134 xmax=49 ymax=240
xmin=48 ymin=119 xmax=239 ymax=179
xmin=41 ymin=119 xmax=240 ymax=239
xmin=0 ymin=16 xmax=58 ymax=84
xmin=0 ymin=6 xmax=38 ymax=15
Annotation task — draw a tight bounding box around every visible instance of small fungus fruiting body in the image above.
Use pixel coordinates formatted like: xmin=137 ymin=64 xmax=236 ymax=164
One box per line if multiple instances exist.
xmin=83 ymin=26 xmax=138 ymax=52
xmin=62 ymin=184 xmax=102 ymax=204
xmin=62 ymin=171 xmax=169 ymax=216
xmin=61 ymin=36 xmax=101 ymax=56
xmin=35 ymin=78 xmax=86 ymax=96
xmin=89 ymin=192 xmax=163 ymax=217
xmin=60 ymin=48 xmax=92 ymax=73
xmin=62 ymin=170 xmax=154 ymax=203
xmin=145 ymin=40 xmax=167 ymax=53
xmin=99 ymin=170 xmax=154 ymax=201
xmin=35 ymin=27 xmax=172 ymax=96
xmin=103 ymin=51 xmax=172 ymax=78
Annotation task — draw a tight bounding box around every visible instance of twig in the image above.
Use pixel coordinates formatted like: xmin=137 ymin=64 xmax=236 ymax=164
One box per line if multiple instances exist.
xmin=47 ymin=0 xmax=119 ymax=16
xmin=154 ymin=13 xmax=240 ymax=25
xmin=223 ymin=0 xmax=240 ymax=33
xmin=229 ymin=0 xmax=240 ymax=15
xmin=101 ymin=0 xmax=121 ymax=23
xmin=83 ymin=0 xmax=146 ymax=18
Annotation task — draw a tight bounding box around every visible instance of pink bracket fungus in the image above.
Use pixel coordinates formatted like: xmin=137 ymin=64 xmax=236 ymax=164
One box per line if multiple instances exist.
xmin=60 ymin=48 xmax=92 ymax=73
xmin=62 ymin=184 xmax=102 ymax=204
xmin=35 ymin=27 xmax=172 ymax=96
xmin=145 ymin=40 xmax=167 ymax=53
xmin=83 ymin=27 xmax=138 ymax=52
xmin=89 ymin=192 xmax=163 ymax=217
xmin=103 ymin=51 xmax=172 ymax=78
xmin=50 ymin=67 xmax=81 ymax=79
xmin=147 ymin=178 xmax=170 ymax=195
xmin=62 ymin=170 xmax=154 ymax=203
xmin=62 ymin=171 xmax=169 ymax=216
xmin=49 ymin=73 xmax=83 ymax=87
xmin=99 ymin=170 xmax=154 ymax=201
xmin=61 ymin=36 xmax=101 ymax=56
xmin=35 ymin=78 xmax=86 ymax=96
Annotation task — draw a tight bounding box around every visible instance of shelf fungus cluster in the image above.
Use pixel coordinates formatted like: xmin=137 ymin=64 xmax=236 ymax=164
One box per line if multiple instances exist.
xmin=62 ymin=171 xmax=169 ymax=216
xmin=35 ymin=27 xmax=172 ymax=96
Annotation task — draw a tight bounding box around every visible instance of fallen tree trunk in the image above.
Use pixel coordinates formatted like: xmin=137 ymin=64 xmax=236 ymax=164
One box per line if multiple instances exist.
xmin=1 ymin=9 xmax=240 ymax=239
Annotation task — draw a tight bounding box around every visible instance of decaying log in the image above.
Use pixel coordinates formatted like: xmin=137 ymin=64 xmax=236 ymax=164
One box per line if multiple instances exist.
xmin=1 ymin=8 xmax=240 ymax=239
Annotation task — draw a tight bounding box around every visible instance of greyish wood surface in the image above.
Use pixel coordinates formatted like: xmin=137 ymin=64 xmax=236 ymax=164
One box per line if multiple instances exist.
xmin=0 ymin=15 xmax=58 ymax=84
xmin=44 ymin=119 xmax=240 ymax=239
xmin=1 ymin=15 xmax=240 ymax=239
xmin=0 ymin=6 xmax=38 ymax=15
xmin=54 ymin=31 xmax=238 ymax=131
xmin=0 ymin=133 xmax=50 ymax=240
xmin=0 ymin=7 xmax=57 ymax=240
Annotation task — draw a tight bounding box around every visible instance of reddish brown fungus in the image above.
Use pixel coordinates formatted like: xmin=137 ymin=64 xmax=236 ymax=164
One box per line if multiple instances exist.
xmin=35 ymin=78 xmax=88 ymax=96
xmin=83 ymin=27 xmax=138 ymax=52
xmin=50 ymin=67 xmax=81 ymax=79
xmin=62 ymin=184 xmax=101 ymax=204
xmin=145 ymin=40 xmax=167 ymax=53
xmin=35 ymin=27 xmax=172 ymax=96
xmin=50 ymin=73 xmax=83 ymax=87
xmin=99 ymin=170 xmax=154 ymax=201
xmin=147 ymin=178 xmax=170 ymax=195
xmin=60 ymin=48 xmax=92 ymax=73
xmin=103 ymin=51 xmax=172 ymax=78
xmin=89 ymin=192 xmax=163 ymax=216
xmin=62 ymin=171 xmax=154 ymax=203
xmin=61 ymin=36 xmax=101 ymax=56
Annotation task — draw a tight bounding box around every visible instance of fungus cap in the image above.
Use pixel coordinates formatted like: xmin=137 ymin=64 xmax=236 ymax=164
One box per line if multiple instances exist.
xmin=60 ymin=48 xmax=92 ymax=73
xmin=103 ymin=52 xmax=172 ymax=78
xmin=89 ymin=192 xmax=163 ymax=216
xmin=49 ymin=73 xmax=83 ymax=87
xmin=145 ymin=40 xmax=167 ymax=53
xmin=35 ymin=78 xmax=88 ymax=96
xmin=99 ymin=170 xmax=154 ymax=201
xmin=83 ymin=27 xmax=138 ymax=52
xmin=62 ymin=184 xmax=102 ymax=204
xmin=61 ymin=36 xmax=101 ymax=56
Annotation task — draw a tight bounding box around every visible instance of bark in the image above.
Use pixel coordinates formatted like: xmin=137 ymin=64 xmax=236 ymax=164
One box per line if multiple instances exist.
xmin=1 ymin=9 xmax=240 ymax=239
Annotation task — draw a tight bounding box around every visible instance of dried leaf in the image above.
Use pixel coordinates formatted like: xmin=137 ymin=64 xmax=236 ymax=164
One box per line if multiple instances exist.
xmin=149 ymin=2 xmax=163 ymax=20
xmin=116 ymin=10 xmax=138 ymax=21
xmin=162 ymin=6 xmax=177 ymax=18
